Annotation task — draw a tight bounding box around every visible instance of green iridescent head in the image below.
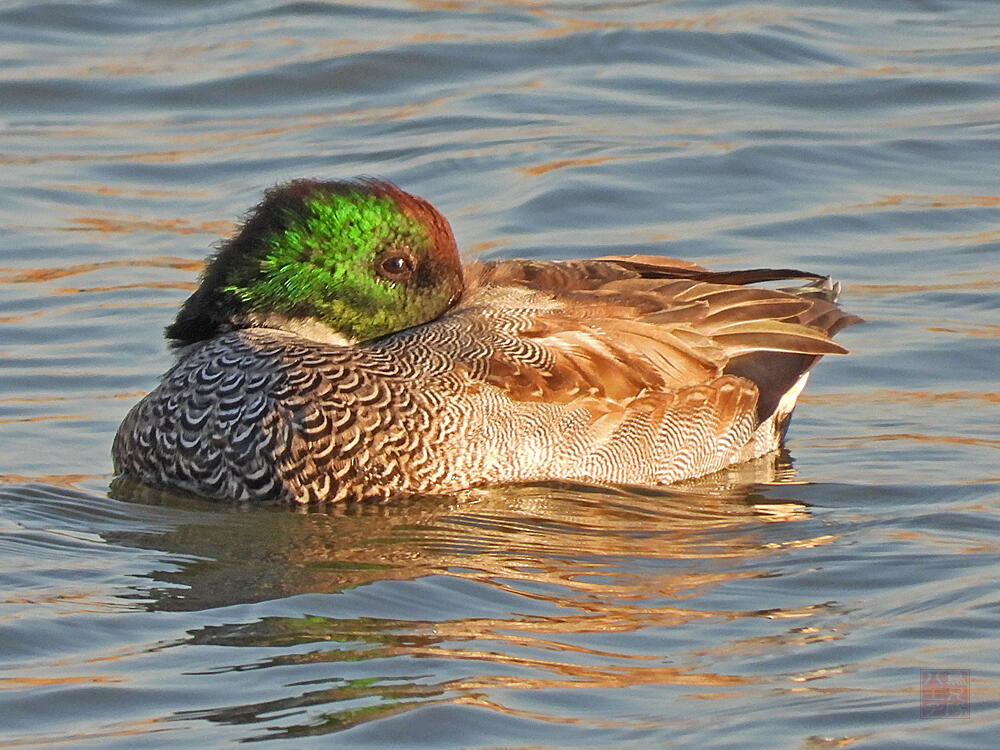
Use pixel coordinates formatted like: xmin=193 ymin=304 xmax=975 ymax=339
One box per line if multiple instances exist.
xmin=167 ymin=179 xmax=465 ymax=345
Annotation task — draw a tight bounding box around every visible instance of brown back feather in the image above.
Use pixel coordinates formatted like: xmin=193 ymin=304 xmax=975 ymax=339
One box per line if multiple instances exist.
xmin=462 ymin=255 xmax=860 ymax=424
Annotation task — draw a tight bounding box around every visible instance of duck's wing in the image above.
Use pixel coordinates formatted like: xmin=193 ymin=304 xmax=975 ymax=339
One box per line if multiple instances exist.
xmin=459 ymin=255 xmax=861 ymax=422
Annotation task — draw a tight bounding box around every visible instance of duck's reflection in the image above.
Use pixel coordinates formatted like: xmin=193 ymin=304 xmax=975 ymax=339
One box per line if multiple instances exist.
xmin=107 ymin=451 xmax=838 ymax=739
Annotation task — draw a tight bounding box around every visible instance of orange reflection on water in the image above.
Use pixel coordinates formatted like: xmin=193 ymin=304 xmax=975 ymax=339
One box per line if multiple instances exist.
xmin=517 ymin=155 xmax=627 ymax=177
xmin=925 ymin=323 xmax=1000 ymax=338
xmin=70 ymin=215 xmax=232 ymax=236
xmin=800 ymin=389 xmax=1000 ymax=406
xmin=858 ymin=193 xmax=1000 ymax=210
xmin=848 ymin=277 xmax=998 ymax=296
xmin=0 ymin=414 xmax=92 ymax=426
xmin=808 ymin=432 xmax=1000 ymax=450
xmin=0 ymin=473 xmax=103 ymax=489
xmin=54 ymin=281 xmax=197 ymax=295
xmin=58 ymin=183 xmax=205 ymax=199
xmin=0 ymin=674 xmax=122 ymax=690
xmin=0 ymin=257 xmax=202 ymax=284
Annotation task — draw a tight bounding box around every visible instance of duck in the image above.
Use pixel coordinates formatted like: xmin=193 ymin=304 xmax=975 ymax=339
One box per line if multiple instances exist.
xmin=113 ymin=178 xmax=861 ymax=504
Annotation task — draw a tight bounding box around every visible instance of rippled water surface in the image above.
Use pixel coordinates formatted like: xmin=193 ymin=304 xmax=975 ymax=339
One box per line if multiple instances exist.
xmin=2 ymin=1 xmax=999 ymax=747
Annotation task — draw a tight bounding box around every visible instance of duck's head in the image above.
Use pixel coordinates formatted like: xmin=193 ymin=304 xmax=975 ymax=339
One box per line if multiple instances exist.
xmin=167 ymin=179 xmax=464 ymax=346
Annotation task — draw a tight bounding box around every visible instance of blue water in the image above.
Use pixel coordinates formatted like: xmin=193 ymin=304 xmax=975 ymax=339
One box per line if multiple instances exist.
xmin=1 ymin=1 xmax=998 ymax=747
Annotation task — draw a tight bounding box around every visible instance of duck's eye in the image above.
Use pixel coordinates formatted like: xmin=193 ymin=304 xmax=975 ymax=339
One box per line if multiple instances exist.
xmin=375 ymin=251 xmax=417 ymax=283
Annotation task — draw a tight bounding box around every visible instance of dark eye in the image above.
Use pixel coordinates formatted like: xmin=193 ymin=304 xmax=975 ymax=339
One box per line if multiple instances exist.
xmin=375 ymin=251 xmax=416 ymax=283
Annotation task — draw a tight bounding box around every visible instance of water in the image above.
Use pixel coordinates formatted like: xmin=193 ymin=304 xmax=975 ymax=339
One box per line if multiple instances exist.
xmin=1 ymin=1 xmax=998 ymax=747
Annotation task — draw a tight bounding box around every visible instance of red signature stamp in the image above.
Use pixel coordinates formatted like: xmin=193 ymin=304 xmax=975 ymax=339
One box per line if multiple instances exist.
xmin=920 ymin=669 xmax=970 ymax=718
